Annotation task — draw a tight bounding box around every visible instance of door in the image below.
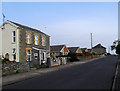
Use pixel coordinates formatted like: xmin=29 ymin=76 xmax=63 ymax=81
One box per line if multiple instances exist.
xmin=39 ymin=50 xmax=41 ymax=65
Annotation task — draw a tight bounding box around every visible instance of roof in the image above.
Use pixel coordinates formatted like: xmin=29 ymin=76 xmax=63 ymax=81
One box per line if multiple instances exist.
xmin=93 ymin=43 xmax=106 ymax=49
xmin=50 ymin=45 xmax=65 ymax=52
xmin=6 ymin=20 xmax=50 ymax=37
xmin=81 ymin=48 xmax=87 ymax=52
xmin=67 ymin=47 xmax=79 ymax=53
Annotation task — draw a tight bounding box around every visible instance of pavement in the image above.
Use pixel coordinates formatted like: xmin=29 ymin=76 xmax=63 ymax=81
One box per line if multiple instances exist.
xmin=2 ymin=56 xmax=106 ymax=87
xmin=112 ymin=56 xmax=120 ymax=91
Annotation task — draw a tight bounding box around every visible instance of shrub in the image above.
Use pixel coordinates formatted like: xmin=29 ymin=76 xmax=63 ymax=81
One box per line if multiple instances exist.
xmin=76 ymin=53 xmax=85 ymax=56
xmin=67 ymin=52 xmax=79 ymax=62
xmin=116 ymin=44 xmax=120 ymax=55
xmin=15 ymin=70 xmax=19 ymax=74
xmin=93 ymin=52 xmax=98 ymax=55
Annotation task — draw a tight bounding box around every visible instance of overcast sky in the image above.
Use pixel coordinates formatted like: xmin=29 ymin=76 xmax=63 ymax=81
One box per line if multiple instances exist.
xmin=2 ymin=2 xmax=118 ymax=54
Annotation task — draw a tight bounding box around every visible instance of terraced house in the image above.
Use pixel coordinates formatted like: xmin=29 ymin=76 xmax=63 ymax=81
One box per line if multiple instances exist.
xmin=0 ymin=20 xmax=50 ymax=66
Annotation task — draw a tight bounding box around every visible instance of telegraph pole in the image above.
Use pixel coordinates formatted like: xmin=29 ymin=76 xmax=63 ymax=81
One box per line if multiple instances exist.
xmin=2 ymin=13 xmax=5 ymax=29
xmin=91 ymin=33 xmax=93 ymax=58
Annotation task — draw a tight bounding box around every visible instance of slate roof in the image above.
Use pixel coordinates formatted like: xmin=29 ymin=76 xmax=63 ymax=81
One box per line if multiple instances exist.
xmin=67 ymin=47 xmax=79 ymax=53
xmin=93 ymin=44 xmax=106 ymax=49
xmin=7 ymin=20 xmax=50 ymax=36
xmin=50 ymin=45 xmax=65 ymax=52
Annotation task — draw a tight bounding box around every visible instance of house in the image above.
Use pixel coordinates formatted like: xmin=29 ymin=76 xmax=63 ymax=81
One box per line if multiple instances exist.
xmin=92 ymin=43 xmax=106 ymax=55
xmin=88 ymin=49 xmax=92 ymax=53
xmin=67 ymin=47 xmax=82 ymax=53
xmin=80 ymin=48 xmax=88 ymax=53
xmin=0 ymin=20 xmax=50 ymax=66
xmin=50 ymin=45 xmax=69 ymax=57
xmin=50 ymin=45 xmax=69 ymax=65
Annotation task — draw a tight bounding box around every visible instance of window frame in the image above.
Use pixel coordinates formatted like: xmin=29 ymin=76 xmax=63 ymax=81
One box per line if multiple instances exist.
xmin=34 ymin=33 xmax=39 ymax=45
xmin=42 ymin=35 xmax=46 ymax=46
xmin=12 ymin=31 xmax=16 ymax=43
xmin=26 ymin=48 xmax=32 ymax=61
xmin=26 ymin=31 xmax=32 ymax=44
xmin=12 ymin=48 xmax=16 ymax=60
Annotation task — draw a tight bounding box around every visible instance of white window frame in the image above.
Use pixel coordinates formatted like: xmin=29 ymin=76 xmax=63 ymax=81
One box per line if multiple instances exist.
xmin=12 ymin=31 xmax=16 ymax=43
xmin=42 ymin=36 xmax=46 ymax=46
xmin=35 ymin=35 xmax=38 ymax=45
xmin=12 ymin=49 xmax=16 ymax=60
xmin=34 ymin=53 xmax=38 ymax=59
xmin=27 ymin=32 xmax=31 ymax=44
xmin=27 ymin=49 xmax=31 ymax=61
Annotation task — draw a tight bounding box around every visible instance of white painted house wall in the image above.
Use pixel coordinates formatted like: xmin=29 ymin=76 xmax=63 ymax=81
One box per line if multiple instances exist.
xmin=119 ymin=2 xmax=120 ymax=41
xmin=0 ymin=22 xmax=19 ymax=62
xmin=0 ymin=27 xmax=2 ymax=56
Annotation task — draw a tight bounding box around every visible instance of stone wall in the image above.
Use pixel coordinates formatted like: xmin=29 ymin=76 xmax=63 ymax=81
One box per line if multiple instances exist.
xmin=2 ymin=61 xmax=30 ymax=76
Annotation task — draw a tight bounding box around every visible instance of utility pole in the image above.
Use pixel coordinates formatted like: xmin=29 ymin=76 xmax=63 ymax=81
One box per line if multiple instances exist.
xmin=91 ymin=33 xmax=93 ymax=58
xmin=2 ymin=13 xmax=5 ymax=29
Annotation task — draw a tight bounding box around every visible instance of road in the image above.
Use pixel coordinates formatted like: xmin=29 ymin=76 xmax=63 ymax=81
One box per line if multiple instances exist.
xmin=3 ymin=56 xmax=118 ymax=89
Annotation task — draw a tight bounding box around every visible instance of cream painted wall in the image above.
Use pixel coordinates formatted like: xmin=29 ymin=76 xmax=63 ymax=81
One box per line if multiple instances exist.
xmin=1 ymin=23 xmax=19 ymax=62
xmin=0 ymin=27 xmax=2 ymax=56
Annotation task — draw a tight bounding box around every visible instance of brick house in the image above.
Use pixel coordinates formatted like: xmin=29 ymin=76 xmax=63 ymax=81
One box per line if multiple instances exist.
xmin=50 ymin=45 xmax=69 ymax=65
xmin=50 ymin=45 xmax=69 ymax=57
xmin=67 ymin=47 xmax=82 ymax=53
xmin=0 ymin=20 xmax=50 ymax=66
xmin=92 ymin=43 xmax=106 ymax=55
xmin=80 ymin=48 xmax=88 ymax=53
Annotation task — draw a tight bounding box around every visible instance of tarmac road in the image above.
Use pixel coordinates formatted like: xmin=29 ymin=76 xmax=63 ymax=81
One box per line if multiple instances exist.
xmin=3 ymin=56 xmax=118 ymax=89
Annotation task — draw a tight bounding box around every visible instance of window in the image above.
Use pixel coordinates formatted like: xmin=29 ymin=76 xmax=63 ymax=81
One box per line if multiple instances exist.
xmin=34 ymin=53 xmax=38 ymax=59
xmin=42 ymin=35 xmax=46 ymax=46
xmin=34 ymin=35 xmax=39 ymax=45
xmin=26 ymin=32 xmax=31 ymax=44
xmin=26 ymin=49 xmax=31 ymax=61
xmin=12 ymin=31 xmax=16 ymax=43
xmin=12 ymin=49 xmax=16 ymax=60
xmin=43 ymin=53 xmax=44 ymax=60
xmin=65 ymin=52 xmax=68 ymax=55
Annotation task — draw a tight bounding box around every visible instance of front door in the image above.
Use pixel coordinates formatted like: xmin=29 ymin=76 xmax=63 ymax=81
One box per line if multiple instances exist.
xmin=39 ymin=50 xmax=41 ymax=65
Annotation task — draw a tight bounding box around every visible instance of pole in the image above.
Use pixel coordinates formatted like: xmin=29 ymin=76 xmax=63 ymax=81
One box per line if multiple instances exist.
xmin=2 ymin=13 xmax=5 ymax=29
xmin=91 ymin=33 xmax=93 ymax=58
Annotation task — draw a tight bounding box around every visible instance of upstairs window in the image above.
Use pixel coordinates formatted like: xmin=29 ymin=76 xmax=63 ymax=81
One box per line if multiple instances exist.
xmin=12 ymin=31 xmax=16 ymax=43
xmin=34 ymin=34 xmax=39 ymax=45
xmin=42 ymin=35 xmax=46 ymax=46
xmin=26 ymin=32 xmax=31 ymax=44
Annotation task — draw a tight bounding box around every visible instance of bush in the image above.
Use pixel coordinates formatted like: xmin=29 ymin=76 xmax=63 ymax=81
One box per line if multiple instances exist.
xmin=76 ymin=53 xmax=85 ymax=56
xmin=84 ymin=52 xmax=90 ymax=56
xmin=116 ymin=44 xmax=120 ymax=55
xmin=15 ymin=70 xmax=19 ymax=74
xmin=67 ymin=52 xmax=79 ymax=62
xmin=93 ymin=52 xmax=98 ymax=55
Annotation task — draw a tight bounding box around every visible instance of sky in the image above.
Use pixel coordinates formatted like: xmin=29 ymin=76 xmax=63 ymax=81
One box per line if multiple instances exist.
xmin=2 ymin=2 xmax=118 ymax=54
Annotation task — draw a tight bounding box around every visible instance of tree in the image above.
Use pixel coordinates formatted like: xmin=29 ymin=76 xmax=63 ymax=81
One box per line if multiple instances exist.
xmin=111 ymin=40 xmax=119 ymax=51
xmin=116 ymin=44 xmax=120 ymax=55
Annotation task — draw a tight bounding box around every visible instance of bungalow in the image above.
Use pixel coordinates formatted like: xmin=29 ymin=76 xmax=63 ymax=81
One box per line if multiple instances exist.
xmin=50 ymin=45 xmax=69 ymax=65
xmin=0 ymin=20 xmax=50 ymax=66
xmin=50 ymin=45 xmax=69 ymax=57
xmin=81 ymin=48 xmax=88 ymax=53
xmin=92 ymin=43 xmax=106 ymax=55
xmin=67 ymin=47 xmax=82 ymax=53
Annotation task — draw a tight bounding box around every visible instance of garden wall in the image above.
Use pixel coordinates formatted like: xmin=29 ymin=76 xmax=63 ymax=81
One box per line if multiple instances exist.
xmin=2 ymin=61 xmax=30 ymax=76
